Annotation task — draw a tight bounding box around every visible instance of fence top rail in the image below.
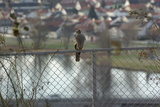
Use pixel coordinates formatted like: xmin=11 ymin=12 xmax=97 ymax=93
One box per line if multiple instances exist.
xmin=0 ymin=47 xmax=159 ymax=56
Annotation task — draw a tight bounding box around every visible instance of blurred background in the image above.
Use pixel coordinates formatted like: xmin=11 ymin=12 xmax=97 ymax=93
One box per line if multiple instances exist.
xmin=0 ymin=0 xmax=159 ymax=51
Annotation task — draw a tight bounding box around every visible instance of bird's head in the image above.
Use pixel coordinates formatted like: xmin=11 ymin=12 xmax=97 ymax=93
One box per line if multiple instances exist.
xmin=76 ymin=29 xmax=81 ymax=34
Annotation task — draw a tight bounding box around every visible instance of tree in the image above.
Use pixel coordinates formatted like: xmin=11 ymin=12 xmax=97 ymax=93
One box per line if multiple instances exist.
xmin=96 ymin=30 xmax=112 ymax=98
xmin=72 ymin=8 xmax=78 ymax=14
xmin=88 ymin=5 xmax=98 ymax=20
xmin=147 ymin=25 xmax=160 ymax=41
xmin=61 ymin=22 xmax=75 ymax=50
xmin=29 ymin=19 xmax=49 ymax=49
xmin=48 ymin=0 xmax=62 ymax=7
xmin=97 ymin=30 xmax=110 ymax=48
xmin=122 ymin=22 xmax=139 ymax=48
xmin=101 ymin=0 xmax=106 ymax=8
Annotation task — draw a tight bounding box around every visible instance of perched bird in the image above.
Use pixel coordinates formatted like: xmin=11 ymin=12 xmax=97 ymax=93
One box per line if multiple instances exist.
xmin=74 ymin=30 xmax=86 ymax=62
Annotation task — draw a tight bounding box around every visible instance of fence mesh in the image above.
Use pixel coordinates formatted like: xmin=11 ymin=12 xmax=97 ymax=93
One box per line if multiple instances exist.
xmin=0 ymin=47 xmax=160 ymax=107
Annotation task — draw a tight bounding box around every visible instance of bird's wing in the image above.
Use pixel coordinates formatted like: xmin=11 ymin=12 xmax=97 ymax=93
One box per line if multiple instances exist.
xmin=78 ymin=34 xmax=85 ymax=43
xmin=81 ymin=34 xmax=86 ymax=41
xmin=73 ymin=33 xmax=78 ymax=44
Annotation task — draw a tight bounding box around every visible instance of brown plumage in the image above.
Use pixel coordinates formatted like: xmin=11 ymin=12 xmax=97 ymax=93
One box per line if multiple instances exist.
xmin=74 ymin=30 xmax=86 ymax=62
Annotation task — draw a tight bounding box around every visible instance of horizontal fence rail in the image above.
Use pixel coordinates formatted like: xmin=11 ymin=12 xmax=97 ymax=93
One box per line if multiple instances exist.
xmin=0 ymin=47 xmax=160 ymax=107
xmin=0 ymin=47 xmax=159 ymax=55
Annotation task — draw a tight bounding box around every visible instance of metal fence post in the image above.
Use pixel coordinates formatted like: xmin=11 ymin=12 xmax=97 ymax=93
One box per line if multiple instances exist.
xmin=92 ymin=51 xmax=97 ymax=107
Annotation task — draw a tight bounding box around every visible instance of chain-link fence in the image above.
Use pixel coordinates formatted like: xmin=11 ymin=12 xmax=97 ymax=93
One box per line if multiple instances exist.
xmin=0 ymin=47 xmax=160 ymax=107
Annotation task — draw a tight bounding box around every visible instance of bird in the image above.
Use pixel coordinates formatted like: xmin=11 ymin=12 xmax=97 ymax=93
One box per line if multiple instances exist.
xmin=74 ymin=30 xmax=86 ymax=62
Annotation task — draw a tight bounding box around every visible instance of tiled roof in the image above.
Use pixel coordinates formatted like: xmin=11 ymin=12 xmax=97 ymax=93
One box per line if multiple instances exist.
xmin=47 ymin=21 xmax=62 ymax=26
xmin=79 ymin=16 xmax=88 ymax=23
xmin=96 ymin=7 xmax=106 ymax=13
xmin=36 ymin=9 xmax=49 ymax=15
xmin=61 ymin=2 xmax=75 ymax=9
xmin=74 ymin=23 xmax=93 ymax=31
xmin=130 ymin=4 xmax=146 ymax=9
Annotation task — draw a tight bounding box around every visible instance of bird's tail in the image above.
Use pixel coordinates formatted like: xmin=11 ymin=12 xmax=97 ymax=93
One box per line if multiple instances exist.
xmin=76 ymin=52 xmax=81 ymax=62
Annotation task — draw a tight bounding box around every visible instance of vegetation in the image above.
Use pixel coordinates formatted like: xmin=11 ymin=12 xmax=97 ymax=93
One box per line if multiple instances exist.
xmin=88 ymin=5 xmax=98 ymax=20
xmin=101 ymin=0 xmax=106 ymax=8
xmin=0 ymin=2 xmax=59 ymax=107
xmin=48 ymin=0 xmax=62 ymax=7
xmin=126 ymin=9 xmax=160 ymax=73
